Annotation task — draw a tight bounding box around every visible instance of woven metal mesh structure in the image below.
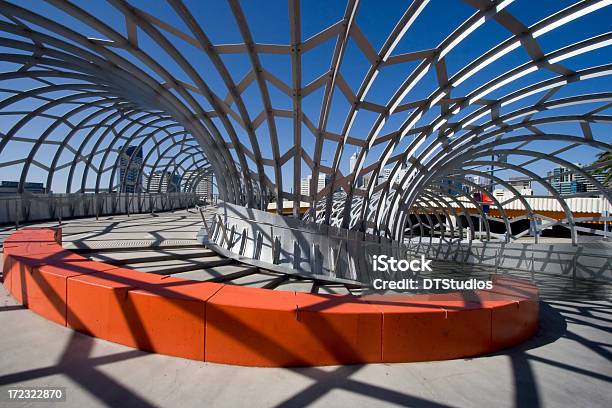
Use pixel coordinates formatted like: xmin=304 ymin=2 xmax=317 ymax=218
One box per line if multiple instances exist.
xmin=0 ymin=0 xmax=610 ymax=243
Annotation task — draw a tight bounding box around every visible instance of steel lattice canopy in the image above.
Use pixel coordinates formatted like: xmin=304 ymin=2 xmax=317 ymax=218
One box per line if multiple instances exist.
xmin=0 ymin=0 xmax=610 ymax=244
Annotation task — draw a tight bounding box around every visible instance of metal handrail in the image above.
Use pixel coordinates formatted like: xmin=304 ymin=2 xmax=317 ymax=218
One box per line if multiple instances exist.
xmin=0 ymin=192 xmax=200 ymax=228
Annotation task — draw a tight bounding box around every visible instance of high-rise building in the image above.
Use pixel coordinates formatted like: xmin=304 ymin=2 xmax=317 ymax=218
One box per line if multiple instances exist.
xmin=349 ymin=152 xmax=358 ymax=174
xmin=118 ymin=145 xmax=143 ymax=193
xmin=149 ymin=171 xmax=181 ymax=193
xmin=349 ymin=152 xmax=364 ymax=188
xmin=362 ymin=173 xmax=371 ymax=189
xmin=548 ymin=163 xmax=606 ymax=196
xmin=378 ymin=167 xmax=393 ymax=185
xmin=382 ymin=167 xmax=392 ymax=181
xmin=301 ymin=175 xmax=310 ymax=197
xmin=383 ymin=163 xmax=410 ymax=188
xmin=182 ymin=170 xmax=213 ymax=199
xmin=301 ymin=174 xmax=331 ymax=197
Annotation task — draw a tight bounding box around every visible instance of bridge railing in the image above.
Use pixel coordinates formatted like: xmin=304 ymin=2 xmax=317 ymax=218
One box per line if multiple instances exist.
xmin=0 ymin=192 xmax=201 ymax=227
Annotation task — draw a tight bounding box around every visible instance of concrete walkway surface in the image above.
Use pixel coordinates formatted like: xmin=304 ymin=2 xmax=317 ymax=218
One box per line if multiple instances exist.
xmin=0 ymin=210 xmax=610 ymax=407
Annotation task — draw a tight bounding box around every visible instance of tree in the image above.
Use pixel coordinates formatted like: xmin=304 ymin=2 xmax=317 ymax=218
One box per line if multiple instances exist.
xmin=593 ymin=151 xmax=612 ymax=187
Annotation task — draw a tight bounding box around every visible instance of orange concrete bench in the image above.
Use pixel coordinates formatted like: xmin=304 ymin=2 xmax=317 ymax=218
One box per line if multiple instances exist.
xmin=2 ymin=228 xmax=539 ymax=367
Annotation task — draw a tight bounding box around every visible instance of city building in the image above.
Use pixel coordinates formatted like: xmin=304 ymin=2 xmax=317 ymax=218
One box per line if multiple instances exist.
xmin=118 ymin=145 xmax=143 ymax=193
xmin=149 ymin=171 xmax=181 ymax=193
xmin=548 ymin=163 xmax=607 ymax=196
xmin=494 ymin=185 xmax=533 ymax=198
xmin=0 ymin=181 xmax=46 ymax=194
xmin=508 ymin=176 xmax=532 ymax=190
xmin=349 ymin=152 xmax=358 ymax=174
xmin=301 ymin=174 xmax=331 ymax=197
xmin=349 ymin=152 xmax=364 ymax=187
xmin=182 ymin=170 xmax=213 ymax=199
xmin=463 ymin=175 xmax=489 ymax=193
xmin=378 ymin=167 xmax=393 ymax=185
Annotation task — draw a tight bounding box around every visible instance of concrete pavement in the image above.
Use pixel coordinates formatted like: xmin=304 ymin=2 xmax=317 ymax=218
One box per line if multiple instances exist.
xmin=0 ymin=286 xmax=610 ymax=407
xmin=0 ymin=209 xmax=610 ymax=407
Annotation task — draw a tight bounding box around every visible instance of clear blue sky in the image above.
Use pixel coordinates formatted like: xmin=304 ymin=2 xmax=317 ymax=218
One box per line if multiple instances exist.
xmin=1 ymin=0 xmax=610 ymax=194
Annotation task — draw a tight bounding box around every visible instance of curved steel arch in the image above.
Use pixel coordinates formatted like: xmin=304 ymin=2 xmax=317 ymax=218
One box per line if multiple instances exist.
xmin=389 ymin=127 xmax=612 ymax=231
xmin=2 ymin=0 xmax=242 ymax=202
xmin=0 ymin=0 xmax=610 ymax=248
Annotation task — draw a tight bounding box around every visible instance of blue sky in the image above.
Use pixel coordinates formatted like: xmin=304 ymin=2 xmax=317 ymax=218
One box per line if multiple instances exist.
xmin=0 ymin=0 xmax=610 ymax=194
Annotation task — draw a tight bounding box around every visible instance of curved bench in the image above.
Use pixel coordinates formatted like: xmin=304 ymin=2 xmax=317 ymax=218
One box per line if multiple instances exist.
xmin=2 ymin=228 xmax=539 ymax=367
